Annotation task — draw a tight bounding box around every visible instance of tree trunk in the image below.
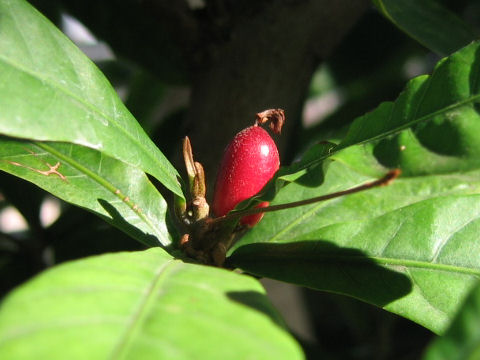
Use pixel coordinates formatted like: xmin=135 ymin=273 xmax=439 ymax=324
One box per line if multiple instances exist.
xmin=55 ymin=0 xmax=369 ymax=194
xmin=185 ymin=0 xmax=370 ymax=194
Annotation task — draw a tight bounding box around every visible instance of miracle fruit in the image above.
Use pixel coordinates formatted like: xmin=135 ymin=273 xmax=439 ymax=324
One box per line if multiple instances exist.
xmin=212 ymin=125 xmax=280 ymax=227
xmin=175 ymin=108 xmax=399 ymax=267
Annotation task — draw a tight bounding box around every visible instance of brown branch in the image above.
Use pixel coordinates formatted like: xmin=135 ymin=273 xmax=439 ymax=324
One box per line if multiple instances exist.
xmin=210 ymin=169 xmax=401 ymax=225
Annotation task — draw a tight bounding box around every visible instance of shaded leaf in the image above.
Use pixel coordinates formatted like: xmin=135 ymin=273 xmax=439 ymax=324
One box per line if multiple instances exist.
xmin=0 ymin=248 xmax=303 ymax=360
xmin=373 ymin=0 xmax=477 ymax=56
xmin=423 ymin=281 xmax=480 ymax=360
xmin=46 ymin=205 xmax=145 ymax=263
xmin=230 ymin=41 xmax=480 ymax=334
xmin=0 ymin=0 xmax=182 ymax=198
xmin=0 ymin=138 xmax=171 ymax=247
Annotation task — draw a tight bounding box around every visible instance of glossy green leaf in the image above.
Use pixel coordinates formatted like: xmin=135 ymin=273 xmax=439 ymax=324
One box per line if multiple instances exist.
xmin=237 ymin=40 xmax=480 ymax=212
xmin=0 ymin=0 xmax=182 ymax=198
xmin=373 ymin=0 xmax=477 ymax=56
xmin=0 ymin=138 xmax=171 ymax=247
xmin=230 ymin=41 xmax=480 ymax=334
xmin=298 ymin=41 xmax=480 ymax=174
xmin=423 ymin=281 xmax=480 ymax=360
xmin=0 ymin=248 xmax=303 ymax=360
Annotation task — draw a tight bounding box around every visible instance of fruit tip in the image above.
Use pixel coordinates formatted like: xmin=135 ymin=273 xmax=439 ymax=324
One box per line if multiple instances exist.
xmin=255 ymin=108 xmax=285 ymax=134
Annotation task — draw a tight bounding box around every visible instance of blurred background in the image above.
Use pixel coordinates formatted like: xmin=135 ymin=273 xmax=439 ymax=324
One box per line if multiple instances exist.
xmin=1 ymin=0 xmax=479 ymax=358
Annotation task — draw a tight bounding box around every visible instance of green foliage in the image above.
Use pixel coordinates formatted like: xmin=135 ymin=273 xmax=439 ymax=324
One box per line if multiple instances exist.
xmin=0 ymin=248 xmax=302 ymax=359
xmin=0 ymin=140 xmax=171 ymax=246
xmin=0 ymin=0 xmax=182 ymax=198
xmin=0 ymin=0 xmax=479 ymax=358
xmin=373 ymin=0 xmax=477 ymax=56
xmin=231 ymin=41 xmax=480 ymax=334
xmin=423 ymin=281 xmax=480 ymax=359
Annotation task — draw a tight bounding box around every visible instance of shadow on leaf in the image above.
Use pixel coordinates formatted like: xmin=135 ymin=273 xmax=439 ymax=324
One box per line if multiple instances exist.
xmin=228 ymin=240 xmax=412 ymax=307
xmin=98 ymin=199 xmax=159 ymax=248
xmin=226 ymin=290 xmax=289 ymax=330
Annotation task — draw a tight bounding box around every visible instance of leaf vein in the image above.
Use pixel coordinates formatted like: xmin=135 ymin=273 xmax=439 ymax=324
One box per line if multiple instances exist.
xmin=405 ymin=267 xmax=449 ymax=318
xmin=431 ymin=217 xmax=478 ymax=263
xmin=108 ymin=259 xmax=179 ymax=359
xmin=32 ymin=142 xmax=163 ymax=242
xmin=378 ymin=219 xmax=405 ymax=256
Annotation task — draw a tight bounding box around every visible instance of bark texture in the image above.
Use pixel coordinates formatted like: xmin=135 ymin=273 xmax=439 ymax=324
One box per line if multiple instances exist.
xmin=184 ymin=0 xmax=370 ymax=194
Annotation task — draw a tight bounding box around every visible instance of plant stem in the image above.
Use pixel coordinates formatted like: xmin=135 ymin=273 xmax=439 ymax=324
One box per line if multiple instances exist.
xmin=210 ymin=169 xmax=401 ymax=225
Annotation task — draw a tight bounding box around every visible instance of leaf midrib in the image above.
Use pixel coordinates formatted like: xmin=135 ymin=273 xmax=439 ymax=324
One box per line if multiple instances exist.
xmin=295 ymin=93 xmax=480 ymax=172
xmin=240 ymin=252 xmax=480 ymax=277
xmin=265 ymin=170 xmax=480 ymax=246
xmin=109 ymin=259 xmax=179 ymax=360
xmin=373 ymin=256 xmax=480 ymax=276
xmin=262 ymin=226 xmax=480 ymax=277
xmin=251 ymin=189 xmax=480 ymax=277
xmin=34 ymin=142 xmax=164 ymax=243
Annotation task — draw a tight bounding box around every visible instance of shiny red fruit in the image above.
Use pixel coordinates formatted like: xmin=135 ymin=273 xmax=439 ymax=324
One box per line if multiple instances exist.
xmin=239 ymin=201 xmax=270 ymax=227
xmin=212 ymin=125 xmax=280 ymax=226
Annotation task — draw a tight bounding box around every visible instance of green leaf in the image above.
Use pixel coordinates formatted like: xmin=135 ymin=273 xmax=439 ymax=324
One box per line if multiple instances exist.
xmin=423 ymin=281 xmax=480 ymax=360
xmin=239 ymin=40 xmax=480 ymax=209
xmin=0 ymin=248 xmax=303 ymax=360
xmin=0 ymin=0 xmax=183 ymax=198
xmin=373 ymin=0 xmax=477 ymax=56
xmin=230 ymin=41 xmax=480 ymax=334
xmin=301 ymin=40 xmax=480 ymax=174
xmin=0 ymin=138 xmax=171 ymax=247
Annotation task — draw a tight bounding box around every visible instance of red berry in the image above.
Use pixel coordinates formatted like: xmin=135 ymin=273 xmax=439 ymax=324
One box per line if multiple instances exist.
xmin=239 ymin=201 xmax=270 ymax=227
xmin=212 ymin=125 xmax=280 ymax=226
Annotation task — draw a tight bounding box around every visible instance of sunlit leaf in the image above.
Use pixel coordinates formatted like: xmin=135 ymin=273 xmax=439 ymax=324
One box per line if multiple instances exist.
xmin=0 ymin=0 xmax=182 ymax=198
xmin=230 ymin=41 xmax=480 ymax=334
xmin=0 ymin=248 xmax=303 ymax=359
xmin=0 ymin=138 xmax=171 ymax=247
xmin=423 ymin=281 xmax=480 ymax=360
